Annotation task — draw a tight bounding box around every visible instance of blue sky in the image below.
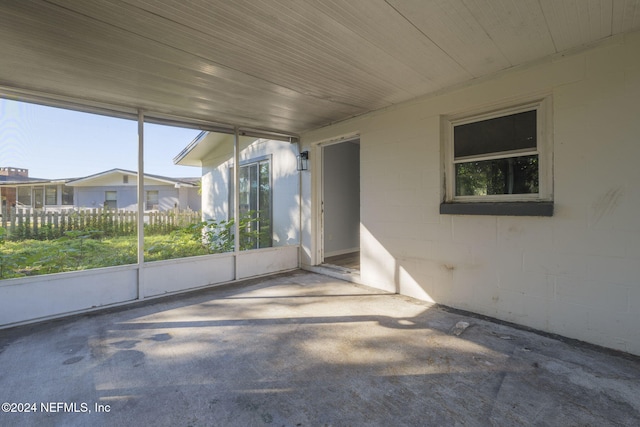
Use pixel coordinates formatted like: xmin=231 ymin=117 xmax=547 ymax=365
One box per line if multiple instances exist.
xmin=0 ymin=98 xmax=201 ymax=179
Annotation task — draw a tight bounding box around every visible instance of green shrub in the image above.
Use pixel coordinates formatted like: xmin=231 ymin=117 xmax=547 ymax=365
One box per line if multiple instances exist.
xmin=190 ymin=211 xmax=268 ymax=254
xmin=0 ymin=225 xmax=213 ymax=280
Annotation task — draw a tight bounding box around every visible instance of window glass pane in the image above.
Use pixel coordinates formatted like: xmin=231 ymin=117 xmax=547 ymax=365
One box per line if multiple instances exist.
xmin=62 ymin=187 xmax=71 ymax=205
xmin=229 ymin=166 xmax=234 ymax=220
xmin=104 ymin=191 xmax=117 ymax=209
xmin=259 ymin=161 xmax=272 ymax=248
xmin=239 ymin=164 xmax=258 ymax=250
xmin=0 ymin=98 xmax=138 ymax=280
xmin=33 ymin=187 xmax=43 ymax=209
xmin=249 ymin=163 xmax=258 ymax=213
xmin=238 ymin=164 xmax=253 ymax=216
xmin=146 ymin=190 xmax=159 ymax=210
xmin=143 ymin=122 xmax=204 ymax=262
xmin=61 ymin=186 xmax=73 ymax=205
xmin=45 ymin=186 xmax=57 ymax=205
xmin=229 ymin=160 xmax=272 ymax=251
xmin=454 ymin=110 xmax=536 ymax=158
xmin=17 ymin=187 xmax=31 ymax=206
xmin=455 ymin=155 xmax=539 ymax=196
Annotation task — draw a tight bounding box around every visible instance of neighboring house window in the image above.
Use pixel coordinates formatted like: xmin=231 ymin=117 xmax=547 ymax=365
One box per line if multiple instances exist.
xmin=229 ymin=158 xmax=272 ymax=249
xmin=17 ymin=187 xmax=31 ymax=206
xmin=33 ymin=187 xmax=44 ymax=209
xmin=441 ymin=97 xmax=553 ymax=216
xmin=146 ymin=190 xmax=159 ymax=210
xmin=61 ymin=186 xmax=73 ymax=205
xmin=104 ymin=191 xmax=117 ymax=209
xmin=123 ymin=175 xmax=129 ymax=184
xmin=45 ymin=185 xmax=57 ymax=205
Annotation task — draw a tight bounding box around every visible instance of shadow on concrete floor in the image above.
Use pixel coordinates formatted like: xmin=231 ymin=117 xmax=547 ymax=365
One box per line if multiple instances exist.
xmin=0 ymin=270 xmax=638 ymax=426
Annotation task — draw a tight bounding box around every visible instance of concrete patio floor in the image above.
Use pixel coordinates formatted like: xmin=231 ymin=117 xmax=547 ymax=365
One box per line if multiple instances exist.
xmin=0 ymin=270 xmax=638 ymax=427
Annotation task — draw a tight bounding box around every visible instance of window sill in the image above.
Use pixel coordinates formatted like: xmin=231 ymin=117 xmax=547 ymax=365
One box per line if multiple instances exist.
xmin=440 ymin=201 xmax=553 ymax=216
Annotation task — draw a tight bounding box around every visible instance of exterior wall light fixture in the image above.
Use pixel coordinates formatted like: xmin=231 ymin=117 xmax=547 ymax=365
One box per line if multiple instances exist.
xmin=297 ymin=151 xmax=309 ymax=171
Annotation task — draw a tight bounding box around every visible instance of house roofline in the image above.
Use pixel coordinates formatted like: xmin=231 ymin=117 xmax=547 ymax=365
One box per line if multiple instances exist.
xmin=64 ymin=168 xmax=199 ymax=187
xmin=0 ymin=178 xmax=69 ymax=186
xmin=174 ymin=129 xmax=299 ymax=166
xmin=173 ymin=131 xmax=208 ymax=165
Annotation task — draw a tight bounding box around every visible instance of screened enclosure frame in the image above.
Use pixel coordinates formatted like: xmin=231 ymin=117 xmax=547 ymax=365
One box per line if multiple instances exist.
xmin=0 ymin=87 xmax=299 ymax=262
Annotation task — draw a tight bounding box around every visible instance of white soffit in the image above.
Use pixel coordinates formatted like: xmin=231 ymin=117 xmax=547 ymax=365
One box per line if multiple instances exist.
xmin=0 ymin=0 xmax=639 ymax=135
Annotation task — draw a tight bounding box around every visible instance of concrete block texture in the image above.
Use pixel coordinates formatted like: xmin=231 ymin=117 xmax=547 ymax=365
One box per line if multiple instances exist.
xmin=1 ymin=271 xmax=639 ymax=426
xmin=301 ymin=30 xmax=640 ymax=354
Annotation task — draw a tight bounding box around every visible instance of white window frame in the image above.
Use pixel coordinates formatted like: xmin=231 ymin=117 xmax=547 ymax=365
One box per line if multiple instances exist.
xmin=61 ymin=185 xmax=74 ymax=206
xmin=228 ymin=155 xmax=273 ymax=249
xmin=104 ymin=191 xmax=117 ymax=210
xmin=228 ymin=156 xmax=272 ymax=220
xmin=443 ymin=96 xmax=553 ymax=204
xmin=146 ymin=190 xmax=159 ymax=211
xmin=17 ymin=186 xmax=31 ymax=206
xmin=45 ymin=185 xmax=58 ymax=206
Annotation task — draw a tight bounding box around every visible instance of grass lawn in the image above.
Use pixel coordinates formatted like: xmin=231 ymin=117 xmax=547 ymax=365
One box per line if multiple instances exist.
xmin=0 ymin=230 xmax=211 ymax=280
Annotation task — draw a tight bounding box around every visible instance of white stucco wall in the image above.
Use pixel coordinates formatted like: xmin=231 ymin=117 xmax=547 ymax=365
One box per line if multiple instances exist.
xmin=178 ymin=186 xmax=201 ymax=211
xmin=301 ymin=32 xmax=640 ymax=355
xmin=201 ymin=137 xmax=300 ymax=246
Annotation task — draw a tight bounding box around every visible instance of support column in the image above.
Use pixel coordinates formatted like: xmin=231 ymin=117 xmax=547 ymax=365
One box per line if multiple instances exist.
xmin=137 ymin=110 xmax=145 ymax=299
xmin=233 ymin=127 xmax=240 ymax=279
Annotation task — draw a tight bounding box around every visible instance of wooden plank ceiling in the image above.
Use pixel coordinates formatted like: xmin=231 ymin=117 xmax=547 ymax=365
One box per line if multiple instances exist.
xmin=0 ymin=0 xmax=639 ymax=135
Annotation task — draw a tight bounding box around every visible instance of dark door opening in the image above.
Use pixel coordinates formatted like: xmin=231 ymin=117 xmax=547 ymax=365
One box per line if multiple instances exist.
xmin=322 ymin=139 xmax=360 ymax=271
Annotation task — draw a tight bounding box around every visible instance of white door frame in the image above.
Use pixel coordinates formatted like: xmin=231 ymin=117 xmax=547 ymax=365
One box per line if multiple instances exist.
xmin=311 ymin=132 xmax=360 ymax=266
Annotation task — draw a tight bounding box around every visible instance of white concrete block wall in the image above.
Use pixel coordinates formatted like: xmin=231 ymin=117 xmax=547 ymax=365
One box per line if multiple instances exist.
xmin=301 ymin=31 xmax=640 ymax=355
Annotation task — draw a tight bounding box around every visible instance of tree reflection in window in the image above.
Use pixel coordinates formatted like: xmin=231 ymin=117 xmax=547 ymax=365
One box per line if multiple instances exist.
xmin=230 ymin=158 xmax=272 ymax=250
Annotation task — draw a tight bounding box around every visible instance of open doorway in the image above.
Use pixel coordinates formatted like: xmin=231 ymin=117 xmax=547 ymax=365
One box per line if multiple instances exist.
xmin=321 ymin=139 xmax=360 ymax=271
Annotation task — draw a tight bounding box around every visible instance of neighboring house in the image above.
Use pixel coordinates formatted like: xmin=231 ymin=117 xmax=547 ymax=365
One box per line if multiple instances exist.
xmin=67 ymin=169 xmax=200 ymax=212
xmin=174 ymin=132 xmax=299 ymax=248
xmin=0 ymin=167 xmax=72 ymax=211
xmin=0 ymin=168 xmax=201 ymax=212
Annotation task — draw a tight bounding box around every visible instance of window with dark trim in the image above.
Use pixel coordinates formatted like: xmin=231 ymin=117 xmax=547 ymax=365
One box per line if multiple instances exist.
xmin=17 ymin=187 xmax=31 ymax=206
xmin=441 ymin=98 xmax=553 ymax=216
xmin=61 ymin=186 xmax=74 ymax=205
xmin=45 ymin=185 xmax=57 ymax=206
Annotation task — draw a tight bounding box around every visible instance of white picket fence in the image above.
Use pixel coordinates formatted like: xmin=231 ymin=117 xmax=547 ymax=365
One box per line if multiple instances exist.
xmin=0 ymin=207 xmax=201 ymax=239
